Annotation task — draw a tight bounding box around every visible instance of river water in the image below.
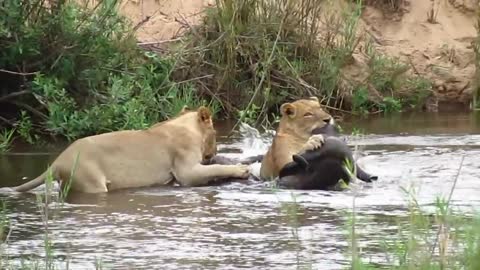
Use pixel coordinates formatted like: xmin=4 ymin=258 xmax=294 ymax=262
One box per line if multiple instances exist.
xmin=0 ymin=112 xmax=479 ymax=269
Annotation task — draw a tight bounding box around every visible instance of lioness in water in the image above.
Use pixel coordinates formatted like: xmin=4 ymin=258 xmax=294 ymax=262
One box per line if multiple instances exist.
xmin=260 ymin=97 xmax=333 ymax=180
xmin=12 ymin=106 xmax=250 ymax=193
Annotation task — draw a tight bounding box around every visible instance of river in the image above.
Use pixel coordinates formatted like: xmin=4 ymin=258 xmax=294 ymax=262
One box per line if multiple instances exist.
xmin=0 ymin=112 xmax=479 ymax=269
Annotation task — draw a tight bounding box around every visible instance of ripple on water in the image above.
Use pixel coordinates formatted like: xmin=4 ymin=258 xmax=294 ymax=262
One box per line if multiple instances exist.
xmin=1 ymin=121 xmax=479 ymax=269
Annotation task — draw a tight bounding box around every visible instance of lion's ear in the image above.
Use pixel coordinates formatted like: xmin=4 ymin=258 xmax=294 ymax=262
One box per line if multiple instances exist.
xmin=197 ymin=106 xmax=212 ymax=123
xmin=280 ymin=103 xmax=296 ymax=118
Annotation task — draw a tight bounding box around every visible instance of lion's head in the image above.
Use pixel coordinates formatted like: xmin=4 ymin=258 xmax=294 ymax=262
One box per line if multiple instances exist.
xmin=196 ymin=106 xmax=217 ymax=160
xmin=278 ymin=97 xmax=332 ymax=138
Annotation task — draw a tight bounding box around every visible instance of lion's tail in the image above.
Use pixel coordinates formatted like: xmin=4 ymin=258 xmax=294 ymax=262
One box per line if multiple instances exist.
xmin=13 ymin=171 xmax=48 ymax=192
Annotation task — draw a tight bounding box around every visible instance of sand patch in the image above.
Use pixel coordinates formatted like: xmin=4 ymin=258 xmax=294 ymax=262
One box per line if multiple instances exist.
xmin=354 ymin=0 xmax=477 ymax=107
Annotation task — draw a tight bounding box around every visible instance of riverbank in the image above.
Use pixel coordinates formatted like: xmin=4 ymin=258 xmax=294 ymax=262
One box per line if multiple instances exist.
xmin=0 ymin=0 xmax=479 ymax=147
xmin=123 ymin=0 xmax=478 ymax=113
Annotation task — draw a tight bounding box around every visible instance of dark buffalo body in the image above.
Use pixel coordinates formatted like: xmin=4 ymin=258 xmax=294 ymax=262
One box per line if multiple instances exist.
xmin=277 ymin=124 xmax=378 ymax=190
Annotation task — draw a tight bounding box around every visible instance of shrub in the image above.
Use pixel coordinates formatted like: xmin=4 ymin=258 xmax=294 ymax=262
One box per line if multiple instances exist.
xmin=0 ymin=0 xmax=214 ymax=140
xmin=172 ymin=0 xmax=363 ymax=124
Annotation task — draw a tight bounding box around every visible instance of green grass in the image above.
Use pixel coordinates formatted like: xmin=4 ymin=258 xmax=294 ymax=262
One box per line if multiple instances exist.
xmin=350 ymin=41 xmax=432 ymax=115
xmin=345 ymin=194 xmax=480 ymax=269
xmin=273 ymin=138 xmax=480 ymax=270
xmin=0 ymin=161 xmax=97 ymax=270
xmin=170 ymin=0 xmax=433 ymax=122
xmin=0 ymin=129 xmax=15 ymax=153
xmin=172 ymin=0 xmax=364 ymax=124
xmin=0 ymin=0 xmax=438 ymax=146
xmin=275 ymin=185 xmax=480 ymax=270
xmin=0 ymin=0 xmax=215 ymax=143
xmin=345 ymin=155 xmax=480 ymax=269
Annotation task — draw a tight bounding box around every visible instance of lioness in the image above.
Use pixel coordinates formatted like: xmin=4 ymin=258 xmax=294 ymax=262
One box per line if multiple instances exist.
xmin=260 ymin=96 xmax=332 ymax=180
xmin=12 ymin=106 xmax=250 ymax=193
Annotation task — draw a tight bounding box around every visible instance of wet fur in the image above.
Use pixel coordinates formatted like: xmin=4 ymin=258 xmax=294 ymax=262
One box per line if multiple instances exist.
xmin=202 ymin=155 xmax=264 ymax=166
xmin=201 ymin=155 xmax=264 ymax=185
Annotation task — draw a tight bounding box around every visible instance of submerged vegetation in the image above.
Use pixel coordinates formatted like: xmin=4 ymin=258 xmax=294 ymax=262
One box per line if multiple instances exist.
xmin=0 ymin=0 xmax=435 ymax=144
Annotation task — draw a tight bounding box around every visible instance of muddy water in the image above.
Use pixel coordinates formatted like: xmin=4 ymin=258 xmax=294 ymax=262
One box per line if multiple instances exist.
xmin=0 ymin=112 xmax=479 ymax=269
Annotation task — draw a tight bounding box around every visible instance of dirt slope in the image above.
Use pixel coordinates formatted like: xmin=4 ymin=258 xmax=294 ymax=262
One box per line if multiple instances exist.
xmin=360 ymin=0 xmax=477 ymax=110
xmin=118 ymin=0 xmax=214 ymax=42
xmin=119 ymin=0 xmax=478 ymax=110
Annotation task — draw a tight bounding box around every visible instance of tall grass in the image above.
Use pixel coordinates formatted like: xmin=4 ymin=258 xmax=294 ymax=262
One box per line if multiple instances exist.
xmin=173 ymin=0 xmax=363 ymax=125
xmin=345 ymin=155 xmax=480 ymax=269
xmin=473 ymin=5 xmax=480 ymax=110
xmin=276 ymin=184 xmax=480 ymax=270
xmin=274 ymin=129 xmax=480 ymax=269
xmin=346 ymin=192 xmax=480 ymax=269
xmin=170 ymin=0 xmax=433 ymax=124
xmin=0 ymin=0 xmax=436 ymax=144
xmin=0 ymin=129 xmax=15 ymax=153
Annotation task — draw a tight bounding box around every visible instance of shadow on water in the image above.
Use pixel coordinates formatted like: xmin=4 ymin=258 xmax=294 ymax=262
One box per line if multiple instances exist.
xmin=0 ymin=111 xmax=479 ymax=269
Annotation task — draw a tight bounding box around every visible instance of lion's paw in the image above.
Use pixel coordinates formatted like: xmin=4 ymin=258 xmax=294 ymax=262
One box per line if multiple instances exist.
xmin=232 ymin=164 xmax=250 ymax=179
xmin=303 ymin=134 xmax=325 ymax=152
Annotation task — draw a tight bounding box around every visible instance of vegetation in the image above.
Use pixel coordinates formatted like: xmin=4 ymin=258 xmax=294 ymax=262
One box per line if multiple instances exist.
xmin=3 ymin=181 xmax=479 ymax=269
xmin=173 ymin=0 xmax=432 ymax=126
xmin=0 ymin=164 xmax=107 ymax=270
xmin=0 ymin=0 xmax=216 ymax=141
xmin=275 ymin=187 xmax=480 ymax=270
xmin=0 ymin=128 xmax=15 ymax=153
xmin=351 ymin=41 xmax=432 ymax=114
xmin=473 ymin=5 xmax=480 ymax=110
xmin=275 ymin=150 xmax=480 ymax=270
xmin=345 ymin=195 xmax=480 ymax=269
xmin=344 ymin=154 xmax=480 ymax=269
xmin=0 ymin=0 xmax=434 ymax=145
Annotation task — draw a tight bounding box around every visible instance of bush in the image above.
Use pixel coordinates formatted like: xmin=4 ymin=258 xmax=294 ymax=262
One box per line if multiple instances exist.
xmin=0 ymin=0 xmax=435 ymax=141
xmin=0 ymin=0 xmax=215 ymax=140
xmin=349 ymin=41 xmax=432 ymax=114
xmin=172 ymin=0 xmax=432 ymax=122
xmin=473 ymin=6 xmax=480 ymax=110
xmin=172 ymin=0 xmax=363 ymax=124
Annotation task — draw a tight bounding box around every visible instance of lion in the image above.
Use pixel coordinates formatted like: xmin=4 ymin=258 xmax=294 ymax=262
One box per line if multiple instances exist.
xmin=259 ymin=96 xmax=332 ymax=180
xmin=11 ymin=106 xmax=250 ymax=194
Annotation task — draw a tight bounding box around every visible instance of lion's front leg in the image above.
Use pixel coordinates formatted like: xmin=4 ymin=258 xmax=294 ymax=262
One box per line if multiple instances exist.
xmin=173 ymin=163 xmax=250 ymax=187
xmin=299 ymin=134 xmax=325 ymax=154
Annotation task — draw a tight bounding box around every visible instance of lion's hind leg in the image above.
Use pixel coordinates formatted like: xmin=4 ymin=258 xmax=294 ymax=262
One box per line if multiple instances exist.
xmin=59 ymin=165 xmax=108 ymax=194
